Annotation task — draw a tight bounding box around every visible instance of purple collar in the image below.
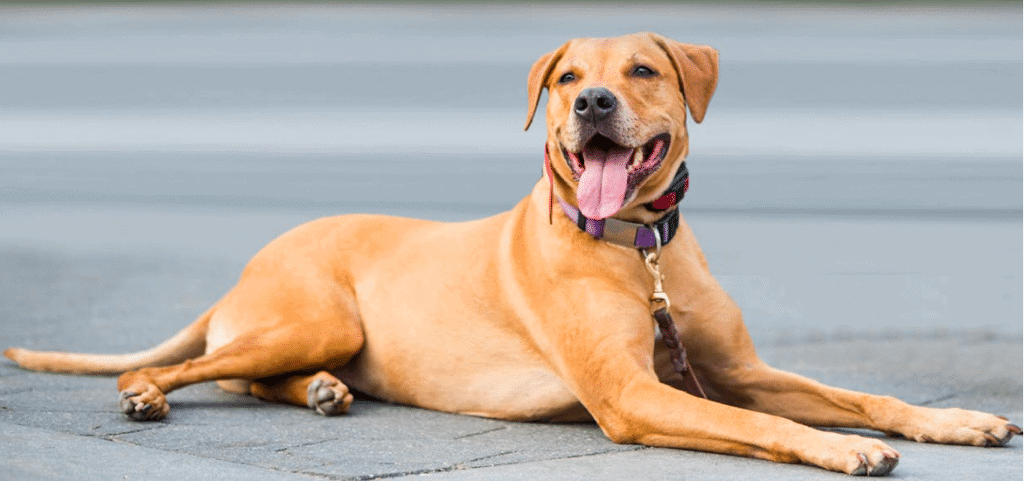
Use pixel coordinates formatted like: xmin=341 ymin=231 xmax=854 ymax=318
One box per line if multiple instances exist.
xmin=557 ymin=197 xmax=680 ymax=249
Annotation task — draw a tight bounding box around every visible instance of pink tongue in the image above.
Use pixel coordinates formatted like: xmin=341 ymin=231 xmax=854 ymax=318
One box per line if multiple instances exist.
xmin=576 ymin=145 xmax=634 ymax=219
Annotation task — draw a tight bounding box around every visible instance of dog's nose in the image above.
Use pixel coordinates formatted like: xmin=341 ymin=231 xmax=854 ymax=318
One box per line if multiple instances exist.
xmin=574 ymin=87 xmax=617 ymax=121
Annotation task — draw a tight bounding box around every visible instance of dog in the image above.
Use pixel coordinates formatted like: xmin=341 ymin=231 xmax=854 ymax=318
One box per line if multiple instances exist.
xmin=5 ymin=32 xmax=1019 ymax=476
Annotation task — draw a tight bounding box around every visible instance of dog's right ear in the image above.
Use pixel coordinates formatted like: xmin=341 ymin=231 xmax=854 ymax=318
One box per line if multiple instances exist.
xmin=524 ymin=42 xmax=570 ymax=131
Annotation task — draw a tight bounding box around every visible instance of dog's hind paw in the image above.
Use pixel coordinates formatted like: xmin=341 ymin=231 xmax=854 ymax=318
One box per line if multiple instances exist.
xmin=306 ymin=378 xmax=353 ymax=416
xmin=119 ymin=387 xmax=169 ymax=421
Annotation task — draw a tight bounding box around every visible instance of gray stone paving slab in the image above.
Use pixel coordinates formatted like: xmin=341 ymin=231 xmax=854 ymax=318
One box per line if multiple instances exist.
xmin=0 ymin=422 xmax=319 ymax=480
xmin=411 ymin=438 xmax=1022 ymax=481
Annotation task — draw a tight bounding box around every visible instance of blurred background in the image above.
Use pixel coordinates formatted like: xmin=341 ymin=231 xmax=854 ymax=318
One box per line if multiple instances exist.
xmin=0 ymin=2 xmax=1020 ymax=347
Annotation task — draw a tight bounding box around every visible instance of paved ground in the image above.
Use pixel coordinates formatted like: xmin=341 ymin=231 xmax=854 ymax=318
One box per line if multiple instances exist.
xmin=1 ymin=2 xmax=1021 ymax=480
xmin=1 ymin=245 xmax=1020 ymax=480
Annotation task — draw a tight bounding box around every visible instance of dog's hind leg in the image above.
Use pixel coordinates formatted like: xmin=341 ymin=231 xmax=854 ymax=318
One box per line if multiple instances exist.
xmin=117 ymin=321 xmax=363 ymax=421
xmin=117 ymin=273 xmax=366 ymax=421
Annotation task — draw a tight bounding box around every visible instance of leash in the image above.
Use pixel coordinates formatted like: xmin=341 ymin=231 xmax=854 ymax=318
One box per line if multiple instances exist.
xmin=642 ymin=230 xmax=708 ymax=399
xmin=545 ymin=148 xmax=707 ymax=399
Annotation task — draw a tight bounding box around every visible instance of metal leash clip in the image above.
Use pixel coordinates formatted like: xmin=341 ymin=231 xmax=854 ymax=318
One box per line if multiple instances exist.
xmin=641 ymin=225 xmax=670 ymax=311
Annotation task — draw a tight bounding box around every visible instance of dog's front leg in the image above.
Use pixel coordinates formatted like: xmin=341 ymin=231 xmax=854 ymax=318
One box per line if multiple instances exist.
xmin=702 ymin=348 xmax=1022 ymax=448
xmin=546 ymin=290 xmax=899 ymax=476
xmin=654 ymin=233 xmax=1021 ymax=452
xmin=668 ymin=295 xmax=1021 ymax=449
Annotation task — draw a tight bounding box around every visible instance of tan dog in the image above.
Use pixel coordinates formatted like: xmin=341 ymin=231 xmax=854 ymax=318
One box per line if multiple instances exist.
xmin=5 ymin=32 xmax=1019 ymax=476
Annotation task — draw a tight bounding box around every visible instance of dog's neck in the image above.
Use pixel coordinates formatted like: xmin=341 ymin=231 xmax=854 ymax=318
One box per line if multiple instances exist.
xmin=544 ymin=147 xmax=689 ymax=250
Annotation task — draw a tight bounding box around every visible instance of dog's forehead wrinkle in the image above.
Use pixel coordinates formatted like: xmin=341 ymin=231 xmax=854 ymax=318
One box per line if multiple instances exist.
xmin=626 ymin=52 xmax=656 ymax=68
xmin=573 ymin=55 xmax=645 ymax=82
xmin=557 ymin=57 xmax=589 ymax=78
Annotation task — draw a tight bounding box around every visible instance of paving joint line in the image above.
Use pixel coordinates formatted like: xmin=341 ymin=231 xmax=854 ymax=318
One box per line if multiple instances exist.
xmin=359 ymin=445 xmax=645 ymax=480
xmin=274 ymin=438 xmax=339 ymax=453
xmin=452 ymin=425 xmax=508 ymax=440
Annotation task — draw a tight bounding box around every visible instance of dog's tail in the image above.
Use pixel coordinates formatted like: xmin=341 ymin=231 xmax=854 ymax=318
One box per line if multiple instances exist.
xmin=4 ymin=305 xmax=214 ymax=375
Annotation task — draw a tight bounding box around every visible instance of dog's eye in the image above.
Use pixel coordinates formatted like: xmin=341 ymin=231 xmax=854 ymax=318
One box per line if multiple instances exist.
xmin=631 ymin=65 xmax=657 ymax=78
xmin=557 ymin=72 xmax=577 ymax=84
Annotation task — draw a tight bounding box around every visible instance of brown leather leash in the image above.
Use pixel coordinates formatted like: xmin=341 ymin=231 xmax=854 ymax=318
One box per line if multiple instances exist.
xmin=643 ymin=237 xmax=708 ymax=399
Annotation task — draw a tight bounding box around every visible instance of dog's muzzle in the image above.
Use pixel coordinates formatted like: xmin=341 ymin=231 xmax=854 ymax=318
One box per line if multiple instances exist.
xmin=562 ymin=133 xmax=670 ymax=220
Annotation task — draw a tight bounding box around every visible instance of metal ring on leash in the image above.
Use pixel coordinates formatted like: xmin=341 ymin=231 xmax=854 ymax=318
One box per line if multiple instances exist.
xmin=646 ymin=224 xmax=663 ymax=261
xmin=642 ymin=225 xmax=663 ymax=279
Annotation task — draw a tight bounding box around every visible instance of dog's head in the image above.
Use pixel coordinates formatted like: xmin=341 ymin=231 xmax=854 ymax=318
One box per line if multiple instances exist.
xmin=525 ymin=33 xmax=718 ymax=223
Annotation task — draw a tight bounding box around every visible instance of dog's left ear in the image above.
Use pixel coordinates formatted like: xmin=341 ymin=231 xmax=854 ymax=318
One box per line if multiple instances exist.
xmin=648 ymin=33 xmax=719 ymax=124
xmin=524 ymin=41 xmax=571 ymax=131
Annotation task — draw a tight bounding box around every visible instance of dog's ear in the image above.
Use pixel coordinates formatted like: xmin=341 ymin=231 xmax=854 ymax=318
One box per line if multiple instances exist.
xmin=524 ymin=41 xmax=570 ymax=131
xmin=648 ymin=33 xmax=719 ymax=124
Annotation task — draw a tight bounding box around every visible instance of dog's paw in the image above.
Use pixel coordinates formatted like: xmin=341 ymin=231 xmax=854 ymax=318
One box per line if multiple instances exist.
xmin=306 ymin=378 xmax=353 ymax=416
xmin=118 ymin=386 xmax=169 ymax=421
xmin=849 ymin=449 xmax=900 ymax=476
xmin=812 ymin=433 xmax=900 ymax=476
xmin=841 ymin=436 xmax=900 ymax=476
xmin=903 ymin=408 xmax=1021 ymax=447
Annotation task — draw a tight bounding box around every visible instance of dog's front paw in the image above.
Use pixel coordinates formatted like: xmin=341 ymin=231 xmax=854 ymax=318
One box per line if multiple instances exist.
xmin=849 ymin=450 xmax=900 ymax=476
xmin=118 ymin=385 xmax=169 ymax=421
xmin=811 ymin=433 xmax=900 ymax=476
xmin=306 ymin=378 xmax=353 ymax=416
xmin=841 ymin=436 xmax=900 ymax=476
xmin=903 ymin=408 xmax=1021 ymax=447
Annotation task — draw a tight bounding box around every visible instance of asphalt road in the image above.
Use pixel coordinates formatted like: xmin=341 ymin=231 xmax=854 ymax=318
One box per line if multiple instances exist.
xmin=0 ymin=3 xmax=1021 ymax=480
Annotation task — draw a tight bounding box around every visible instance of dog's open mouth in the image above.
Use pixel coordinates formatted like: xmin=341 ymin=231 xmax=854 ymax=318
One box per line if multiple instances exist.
xmin=563 ymin=133 xmax=670 ymax=219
